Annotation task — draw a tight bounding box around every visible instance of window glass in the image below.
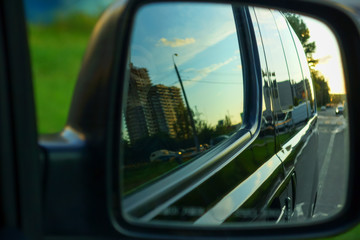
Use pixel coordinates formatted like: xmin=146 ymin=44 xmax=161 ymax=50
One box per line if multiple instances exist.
xmin=251 ymin=9 xmax=292 ymax=144
xmin=251 ymin=8 xmax=289 ymax=111
xmin=249 ymin=7 xmax=276 ymax=153
xmin=288 ymin=23 xmax=316 ymax=114
xmin=123 ymin=3 xmax=244 ymax=194
xmin=273 ymin=11 xmax=306 ymax=106
xmin=272 ymin=10 xmax=310 ymax=145
xmin=252 ymin=8 xmax=310 ymax=147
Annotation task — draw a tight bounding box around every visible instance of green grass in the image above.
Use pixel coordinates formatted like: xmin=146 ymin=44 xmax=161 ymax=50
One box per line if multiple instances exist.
xmin=28 ymin=21 xmax=95 ymax=134
xmin=314 ymin=224 xmax=360 ymax=240
xmin=123 ymin=161 xmax=180 ymax=194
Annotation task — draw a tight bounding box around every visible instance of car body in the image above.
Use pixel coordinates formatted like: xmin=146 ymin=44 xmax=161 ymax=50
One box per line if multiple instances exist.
xmin=321 ymin=106 xmax=326 ymax=111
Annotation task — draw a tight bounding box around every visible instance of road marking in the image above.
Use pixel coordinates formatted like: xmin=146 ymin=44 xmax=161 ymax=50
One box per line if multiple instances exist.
xmin=313 ymin=212 xmax=329 ymax=219
xmin=294 ymin=202 xmax=305 ymax=218
xmin=315 ymin=129 xmax=337 ymax=214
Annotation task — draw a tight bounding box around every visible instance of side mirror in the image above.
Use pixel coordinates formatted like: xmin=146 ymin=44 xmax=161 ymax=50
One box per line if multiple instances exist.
xmin=110 ymin=0 xmax=353 ymax=237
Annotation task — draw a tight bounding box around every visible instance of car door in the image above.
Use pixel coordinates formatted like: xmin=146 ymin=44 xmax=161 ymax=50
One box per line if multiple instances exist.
xmin=0 ymin=0 xmax=42 ymax=239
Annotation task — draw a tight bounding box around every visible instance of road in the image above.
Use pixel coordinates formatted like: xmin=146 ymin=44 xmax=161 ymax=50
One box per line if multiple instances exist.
xmin=313 ymin=108 xmax=348 ymax=219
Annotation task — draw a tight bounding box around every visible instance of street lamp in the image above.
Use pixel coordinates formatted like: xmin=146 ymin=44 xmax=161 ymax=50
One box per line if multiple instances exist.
xmin=172 ymin=53 xmax=200 ymax=152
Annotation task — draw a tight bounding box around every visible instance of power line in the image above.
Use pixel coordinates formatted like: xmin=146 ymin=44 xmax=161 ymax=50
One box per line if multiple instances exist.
xmin=182 ymin=79 xmax=243 ymax=85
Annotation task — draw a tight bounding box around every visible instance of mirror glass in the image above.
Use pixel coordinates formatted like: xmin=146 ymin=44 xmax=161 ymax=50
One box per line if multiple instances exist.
xmin=123 ymin=2 xmax=244 ymax=194
xmin=120 ymin=2 xmax=348 ymax=226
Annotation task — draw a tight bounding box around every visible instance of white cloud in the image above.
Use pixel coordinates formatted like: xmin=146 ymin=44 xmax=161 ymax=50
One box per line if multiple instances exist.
xmin=183 ymin=68 xmax=197 ymax=72
xmin=158 ymin=37 xmax=196 ymax=47
xmin=317 ymin=55 xmax=332 ymax=64
xmin=184 ymin=56 xmax=237 ymax=85
xmin=162 ymin=21 xmax=237 ymax=69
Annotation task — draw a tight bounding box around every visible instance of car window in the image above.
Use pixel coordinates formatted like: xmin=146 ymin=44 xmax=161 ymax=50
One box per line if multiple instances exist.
xmin=122 ymin=3 xmax=244 ymax=194
xmin=288 ymin=23 xmax=316 ymax=114
xmin=250 ymin=8 xmax=310 ymax=147
xmin=249 ymin=7 xmax=277 ymax=137
xmin=272 ymin=10 xmax=311 ymax=145
xmin=248 ymin=8 xmax=277 ymax=159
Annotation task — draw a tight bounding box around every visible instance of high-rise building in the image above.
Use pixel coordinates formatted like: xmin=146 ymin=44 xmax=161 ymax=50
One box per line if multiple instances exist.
xmin=125 ymin=64 xmax=185 ymax=144
xmin=148 ymin=85 xmax=184 ymax=138
xmin=125 ymin=64 xmax=153 ymax=143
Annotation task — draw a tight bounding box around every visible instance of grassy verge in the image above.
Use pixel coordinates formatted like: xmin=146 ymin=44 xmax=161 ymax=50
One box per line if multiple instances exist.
xmin=314 ymin=224 xmax=360 ymax=240
xmin=28 ymin=17 xmax=96 ymax=134
xmin=123 ymin=161 xmax=180 ymax=194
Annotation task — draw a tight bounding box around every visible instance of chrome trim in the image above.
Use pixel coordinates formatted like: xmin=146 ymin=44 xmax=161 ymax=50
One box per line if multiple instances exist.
xmin=123 ymin=130 xmax=252 ymax=220
xmin=276 ymin=114 xmax=317 ymax=161
xmin=194 ymin=155 xmax=282 ymax=225
xmin=276 ymin=205 xmax=287 ymax=224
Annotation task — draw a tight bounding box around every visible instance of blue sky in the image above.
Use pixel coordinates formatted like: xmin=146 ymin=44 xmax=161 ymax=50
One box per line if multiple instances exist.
xmin=130 ymin=2 xmax=244 ymax=126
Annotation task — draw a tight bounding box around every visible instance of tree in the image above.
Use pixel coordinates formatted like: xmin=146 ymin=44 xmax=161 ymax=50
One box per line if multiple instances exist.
xmin=285 ymin=13 xmax=330 ymax=106
xmin=215 ymin=114 xmax=233 ymax=136
xmin=173 ymin=105 xmax=194 ymax=141
xmin=284 ymin=15 xmax=314 ymax=53
xmin=193 ymin=107 xmax=215 ymax=145
xmin=311 ymin=70 xmax=330 ymax=106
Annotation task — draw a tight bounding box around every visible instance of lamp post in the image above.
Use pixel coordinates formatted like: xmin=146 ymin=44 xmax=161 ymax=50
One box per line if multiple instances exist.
xmin=172 ymin=53 xmax=200 ymax=152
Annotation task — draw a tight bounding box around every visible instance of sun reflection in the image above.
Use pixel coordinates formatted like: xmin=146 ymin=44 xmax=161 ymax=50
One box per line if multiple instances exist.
xmin=303 ymin=16 xmax=346 ymax=94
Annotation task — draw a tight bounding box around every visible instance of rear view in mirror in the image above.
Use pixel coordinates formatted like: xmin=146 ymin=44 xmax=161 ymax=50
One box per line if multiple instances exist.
xmin=119 ymin=2 xmax=348 ymax=227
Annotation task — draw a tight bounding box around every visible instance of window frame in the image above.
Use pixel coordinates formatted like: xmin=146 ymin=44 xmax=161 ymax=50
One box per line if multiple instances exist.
xmin=0 ymin=0 xmax=42 ymax=238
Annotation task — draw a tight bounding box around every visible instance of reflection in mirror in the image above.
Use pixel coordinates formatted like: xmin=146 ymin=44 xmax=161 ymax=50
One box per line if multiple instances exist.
xmin=120 ymin=2 xmax=348 ymax=226
xmin=122 ymin=3 xmax=244 ymax=194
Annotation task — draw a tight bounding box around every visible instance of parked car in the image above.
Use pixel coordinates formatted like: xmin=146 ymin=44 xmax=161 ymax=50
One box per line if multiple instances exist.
xmin=336 ymin=105 xmax=344 ymax=115
xmin=321 ymin=106 xmax=326 ymax=111
xmin=149 ymin=150 xmax=179 ymax=162
xmin=292 ymin=101 xmax=311 ymax=125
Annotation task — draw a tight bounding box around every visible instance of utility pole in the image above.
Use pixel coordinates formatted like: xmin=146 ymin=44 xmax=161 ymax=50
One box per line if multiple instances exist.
xmin=172 ymin=53 xmax=200 ymax=152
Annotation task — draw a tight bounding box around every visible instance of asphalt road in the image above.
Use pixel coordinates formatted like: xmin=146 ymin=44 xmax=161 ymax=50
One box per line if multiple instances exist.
xmin=313 ymin=108 xmax=348 ymax=220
